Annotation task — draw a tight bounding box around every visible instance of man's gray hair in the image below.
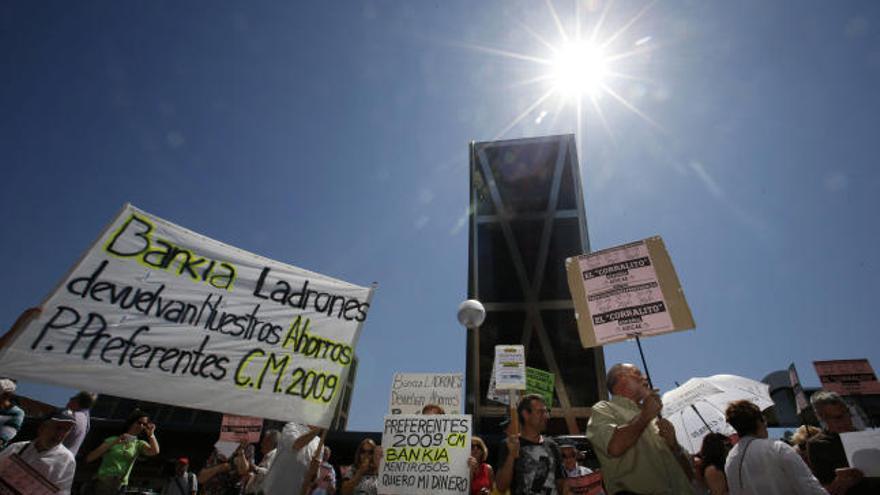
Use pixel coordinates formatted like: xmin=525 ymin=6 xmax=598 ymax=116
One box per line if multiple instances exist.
xmin=810 ymin=390 xmax=847 ymax=411
xmin=606 ymin=363 xmax=630 ymax=395
xmin=264 ymin=429 xmax=281 ymax=449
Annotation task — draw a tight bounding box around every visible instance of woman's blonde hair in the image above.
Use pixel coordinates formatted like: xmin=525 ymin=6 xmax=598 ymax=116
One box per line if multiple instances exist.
xmin=471 ymin=436 xmax=488 ymax=462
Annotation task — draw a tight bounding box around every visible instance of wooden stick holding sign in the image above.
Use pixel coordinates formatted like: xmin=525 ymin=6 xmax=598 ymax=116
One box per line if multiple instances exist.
xmin=299 ymin=429 xmax=328 ymax=495
xmin=633 ymin=334 xmax=654 ymax=389
xmin=509 ymin=390 xmax=519 ymax=435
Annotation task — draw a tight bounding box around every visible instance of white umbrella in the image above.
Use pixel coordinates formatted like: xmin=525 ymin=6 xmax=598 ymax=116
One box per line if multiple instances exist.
xmin=661 ymin=374 xmax=774 ymax=454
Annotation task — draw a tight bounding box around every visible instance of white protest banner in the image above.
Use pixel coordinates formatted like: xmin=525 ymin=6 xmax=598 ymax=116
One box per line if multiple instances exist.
xmin=565 ymin=237 xmax=695 ymax=348
xmin=389 ymin=373 xmax=463 ymax=415
xmin=220 ymin=414 xmax=263 ymax=444
xmin=213 ymin=441 xmax=239 ymax=459
xmin=378 ymin=414 xmax=471 ymax=495
xmin=487 ymin=370 xmax=504 ymax=405
xmin=0 ymin=204 xmax=374 ymax=428
xmin=840 ymin=429 xmax=880 ymax=477
xmin=493 ymin=345 xmax=526 ymax=391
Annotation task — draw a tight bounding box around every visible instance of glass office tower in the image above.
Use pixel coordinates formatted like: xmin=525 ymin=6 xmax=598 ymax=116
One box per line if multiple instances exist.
xmin=466 ymin=134 xmax=606 ymax=434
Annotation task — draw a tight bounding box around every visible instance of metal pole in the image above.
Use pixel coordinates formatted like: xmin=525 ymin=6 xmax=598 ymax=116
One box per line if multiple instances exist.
xmin=675 ymin=381 xmax=713 ymax=433
xmin=634 ymin=334 xmax=653 ymax=389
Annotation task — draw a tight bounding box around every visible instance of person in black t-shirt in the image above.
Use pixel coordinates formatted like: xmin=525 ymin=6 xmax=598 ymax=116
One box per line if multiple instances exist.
xmin=496 ymin=394 xmax=568 ymax=495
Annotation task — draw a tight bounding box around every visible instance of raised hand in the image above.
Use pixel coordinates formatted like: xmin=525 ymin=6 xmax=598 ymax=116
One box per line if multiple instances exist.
xmin=640 ymin=389 xmax=663 ymax=421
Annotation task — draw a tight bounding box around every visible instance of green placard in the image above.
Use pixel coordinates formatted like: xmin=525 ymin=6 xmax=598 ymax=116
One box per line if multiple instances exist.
xmin=526 ymin=367 xmax=554 ymax=406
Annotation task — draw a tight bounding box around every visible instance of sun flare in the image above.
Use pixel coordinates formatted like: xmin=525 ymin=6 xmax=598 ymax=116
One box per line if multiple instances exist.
xmin=550 ymin=41 xmax=609 ymax=99
xmin=460 ymin=0 xmax=659 ymax=141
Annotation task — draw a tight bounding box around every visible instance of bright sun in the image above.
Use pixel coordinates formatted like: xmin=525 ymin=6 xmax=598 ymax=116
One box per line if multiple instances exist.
xmin=550 ymin=41 xmax=609 ymax=99
xmin=461 ymin=0 xmax=657 ymax=140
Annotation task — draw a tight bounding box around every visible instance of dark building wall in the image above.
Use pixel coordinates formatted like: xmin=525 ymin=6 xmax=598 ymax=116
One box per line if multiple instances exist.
xmin=466 ymin=135 xmax=605 ymax=435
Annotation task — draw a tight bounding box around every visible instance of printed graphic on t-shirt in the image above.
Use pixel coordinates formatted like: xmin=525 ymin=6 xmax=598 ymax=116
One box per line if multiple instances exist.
xmin=515 ymin=443 xmax=557 ymax=495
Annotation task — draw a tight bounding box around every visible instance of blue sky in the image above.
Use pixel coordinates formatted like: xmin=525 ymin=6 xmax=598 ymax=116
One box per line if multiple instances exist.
xmin=2 ymin=1 xmax=879 ymax=433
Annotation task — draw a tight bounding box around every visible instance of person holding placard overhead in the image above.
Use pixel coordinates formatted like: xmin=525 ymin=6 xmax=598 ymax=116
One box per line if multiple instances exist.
xmin=586 ymin=363 xmax=692 ymax=495
xmin=496 ymin=394 xmax=568 ymax=495
xmin=261 ymin=422 xmax=322 ymax=495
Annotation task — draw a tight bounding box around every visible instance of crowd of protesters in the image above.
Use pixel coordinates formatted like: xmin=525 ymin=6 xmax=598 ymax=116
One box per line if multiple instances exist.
xmin=1 ymin=361 xmax=877 ymax=495
xmin=581 ymin=363 xmax=879 ymax=495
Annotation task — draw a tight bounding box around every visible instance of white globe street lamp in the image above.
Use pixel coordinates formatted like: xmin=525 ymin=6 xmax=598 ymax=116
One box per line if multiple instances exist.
xmin=457 ymin=299 xmax=486 ymax=329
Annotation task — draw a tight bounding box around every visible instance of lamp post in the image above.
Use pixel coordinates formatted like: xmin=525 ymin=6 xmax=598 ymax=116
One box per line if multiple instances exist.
xmin=458 ymin=299 xmax=485 ymax=429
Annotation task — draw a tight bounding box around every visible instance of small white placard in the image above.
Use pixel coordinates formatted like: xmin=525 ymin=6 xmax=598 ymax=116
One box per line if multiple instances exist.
xmin=493 ymin=345 xmax=526 ymax=391
xmin=840 ymin=429 xmax=880 ymax=477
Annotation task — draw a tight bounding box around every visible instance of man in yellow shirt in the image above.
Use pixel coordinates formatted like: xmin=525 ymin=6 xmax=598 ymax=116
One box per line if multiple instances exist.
xmin=586 ymin=364 xmax=692 ymax=495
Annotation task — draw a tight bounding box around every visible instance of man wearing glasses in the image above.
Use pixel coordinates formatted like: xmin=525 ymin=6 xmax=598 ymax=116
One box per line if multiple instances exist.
xmin=496 ymin=394 xmax=569 ymax=495
xmin=586 ymin=363 xmax=691 ymax=495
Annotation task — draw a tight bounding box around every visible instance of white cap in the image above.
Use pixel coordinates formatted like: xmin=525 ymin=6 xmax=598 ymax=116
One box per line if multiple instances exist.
xmin=0 ymin=378 xmax=16 ymax=394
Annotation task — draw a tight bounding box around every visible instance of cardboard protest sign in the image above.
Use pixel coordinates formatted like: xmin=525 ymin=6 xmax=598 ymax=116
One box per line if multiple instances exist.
xmin=526 ymin=367 xmax=555 ymax=406
xmin=389 ymin=373 xmax=463 ymax=414
xmin=488 ymin=367 xmax=554 ymax=406
xmin=378 ymin=414 xmax=472 ymax=495
xmin=566 ymin=472 xmax=604 ymax=495
xmin=565 ymin=237 xmax=695 ymax=348
xmin=493 ymin=345 xmax=526 ymax=390
xmin=220 ymin=414 xmax=263 ymax=444
xmin=0 ymin=204 xmax=373 ymax=428
xmin=814 ymin=359 xmax=880 ymax=396
xmin=840 ymin=429 xmax=880 ymax=477
xmin=0 ymin=453 xmax=59 ymax=495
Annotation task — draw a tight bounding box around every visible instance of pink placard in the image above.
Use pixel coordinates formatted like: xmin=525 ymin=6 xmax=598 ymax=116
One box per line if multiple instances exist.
xmin=814 ymin=359 xmax=880 ymax=396
xmin=0 ymin=454 xmax=59 ymax=495
xmin=566 ymin=472 xmax=604 ymax=495
xmin=219 ymin=414 xmax=263 ymax=444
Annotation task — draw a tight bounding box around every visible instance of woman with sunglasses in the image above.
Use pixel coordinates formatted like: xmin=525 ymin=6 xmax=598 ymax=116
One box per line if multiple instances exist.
xmin=470 ymin=436 xmax=494 ymax=495
xmin=341 ymin=438 xmax=380 ymax=495
xmin=86 ymin=409 xmax=160 ymax=495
